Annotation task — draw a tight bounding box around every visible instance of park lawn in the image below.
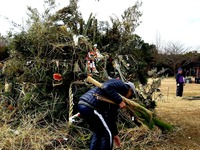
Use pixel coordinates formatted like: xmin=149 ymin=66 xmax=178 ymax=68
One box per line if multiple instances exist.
xmin=145 ymin=77 xmax=200 ymax=149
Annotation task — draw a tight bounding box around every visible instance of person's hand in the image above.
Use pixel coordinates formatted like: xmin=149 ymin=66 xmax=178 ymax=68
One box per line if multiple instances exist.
xmin=119 ymin=101 xmax=126 ymax=108
xmin=113 ymin=135 xmax=121 ymax=147
xmin=177 ymin=83 xmax=179 ymax=86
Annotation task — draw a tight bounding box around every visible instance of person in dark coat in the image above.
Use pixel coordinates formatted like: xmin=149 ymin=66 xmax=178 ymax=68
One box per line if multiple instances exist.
xmin=176 ymin=68 xmax=185 ymax=97
xmin=78 ymin=79 xmax=135 ymax=150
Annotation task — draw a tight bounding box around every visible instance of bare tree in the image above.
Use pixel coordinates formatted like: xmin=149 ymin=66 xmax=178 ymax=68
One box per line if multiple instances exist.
xmin=154 ymin=32 xmax=165 ymax=53
xmin=161 ymin=41 xmax=191 ymax=76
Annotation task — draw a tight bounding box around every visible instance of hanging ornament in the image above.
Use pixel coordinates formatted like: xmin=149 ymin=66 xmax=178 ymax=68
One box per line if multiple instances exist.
xmin=53 ymin=73 xmax=62 ymax=81
xmin=53 ymin=73 xmax=63 ymax=87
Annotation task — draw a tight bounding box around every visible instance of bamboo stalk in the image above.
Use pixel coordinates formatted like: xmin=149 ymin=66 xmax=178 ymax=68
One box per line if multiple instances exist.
xmin=87 ymin=76 xmax=152 ymax=116
xmin=86 ymin=76 xmax=173 ymax=131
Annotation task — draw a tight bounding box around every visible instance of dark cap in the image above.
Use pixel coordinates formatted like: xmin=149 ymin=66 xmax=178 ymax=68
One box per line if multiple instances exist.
xmin=178 ymin=68 xmax=182 ymax=71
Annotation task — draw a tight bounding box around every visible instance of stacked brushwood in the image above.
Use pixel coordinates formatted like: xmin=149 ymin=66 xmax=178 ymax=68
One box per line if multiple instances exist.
xmin=0 ymin=34 xmax=173 ymax=149
xmin=0 ymin=3 xmax=173 ymax=149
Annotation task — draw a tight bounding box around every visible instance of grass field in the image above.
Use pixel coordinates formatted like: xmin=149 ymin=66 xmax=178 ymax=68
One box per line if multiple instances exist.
xmin=144 ymin=77 xmax=200 ymax=149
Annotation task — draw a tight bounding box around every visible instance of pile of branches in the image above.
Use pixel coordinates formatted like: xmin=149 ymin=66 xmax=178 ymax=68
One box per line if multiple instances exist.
xmin=0 ymin=1 xmax=173 ymax=149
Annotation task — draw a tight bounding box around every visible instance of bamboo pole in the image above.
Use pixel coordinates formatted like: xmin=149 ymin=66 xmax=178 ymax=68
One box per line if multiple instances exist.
xmin=86 ymin=76 xmax=173 ymax=131
xmin=86 ymin=76 xmax=153 ymax=120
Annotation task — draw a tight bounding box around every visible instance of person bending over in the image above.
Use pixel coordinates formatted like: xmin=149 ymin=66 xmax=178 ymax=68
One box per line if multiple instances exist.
xmin=78 ymin=79 xmax=135 ymax=150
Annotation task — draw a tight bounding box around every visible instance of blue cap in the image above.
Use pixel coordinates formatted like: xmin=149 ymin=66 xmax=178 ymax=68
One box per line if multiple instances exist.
xmin=178 ymin=68 xmax=182 ymax=71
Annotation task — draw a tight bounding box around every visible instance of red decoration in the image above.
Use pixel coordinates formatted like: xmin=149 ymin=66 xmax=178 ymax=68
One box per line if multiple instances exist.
xmin=53 ymin=73 xmax=62 ymax=81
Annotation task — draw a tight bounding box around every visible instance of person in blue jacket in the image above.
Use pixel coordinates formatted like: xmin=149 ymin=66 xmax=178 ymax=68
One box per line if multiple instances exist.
xmin=176 ymin=68 xmax=185 ymax=97
xmin=78 ymin=79 xmax=135 ymax=150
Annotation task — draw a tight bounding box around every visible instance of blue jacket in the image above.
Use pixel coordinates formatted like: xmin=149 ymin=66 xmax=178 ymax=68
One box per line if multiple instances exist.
xmin=79 ymin=79 xmax=129 ymax=136
xmin=80 ymin=79 xmax=129 ymax=110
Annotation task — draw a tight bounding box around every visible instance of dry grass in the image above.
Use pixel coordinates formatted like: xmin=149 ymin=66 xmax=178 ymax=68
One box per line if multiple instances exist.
xmin=0 ymin=110 xmax=91 ymax=150
xmin=0 ymin=116 xmax=71 ymax=150
xmin=118 ymin=126 xmax=164 ymax=150
xmin=144 ymin=77 xmax=200 ymax=150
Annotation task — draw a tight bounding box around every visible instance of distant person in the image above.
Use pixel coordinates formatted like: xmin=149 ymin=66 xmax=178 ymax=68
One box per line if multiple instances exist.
xmin=176 ymin=68 xmax=185 ymax=97
xmin=195 ymin=68 xmax=200 ymax=83
xmin=186 ymin=70 xmax=189 ymax=77
xmin=192 ymin=68 xmax=196 ymax=78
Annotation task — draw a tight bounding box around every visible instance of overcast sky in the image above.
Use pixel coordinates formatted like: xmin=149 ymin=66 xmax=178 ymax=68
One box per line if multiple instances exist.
xmin=0 ymin=0 xmax=200 ymax=50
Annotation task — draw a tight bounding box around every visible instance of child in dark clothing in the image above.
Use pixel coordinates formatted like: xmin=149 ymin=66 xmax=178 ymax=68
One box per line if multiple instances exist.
xmin=176 ymin=68 xmax=185 ymax=97
xmin=78 ymin=79 xmax=135 ymax=150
